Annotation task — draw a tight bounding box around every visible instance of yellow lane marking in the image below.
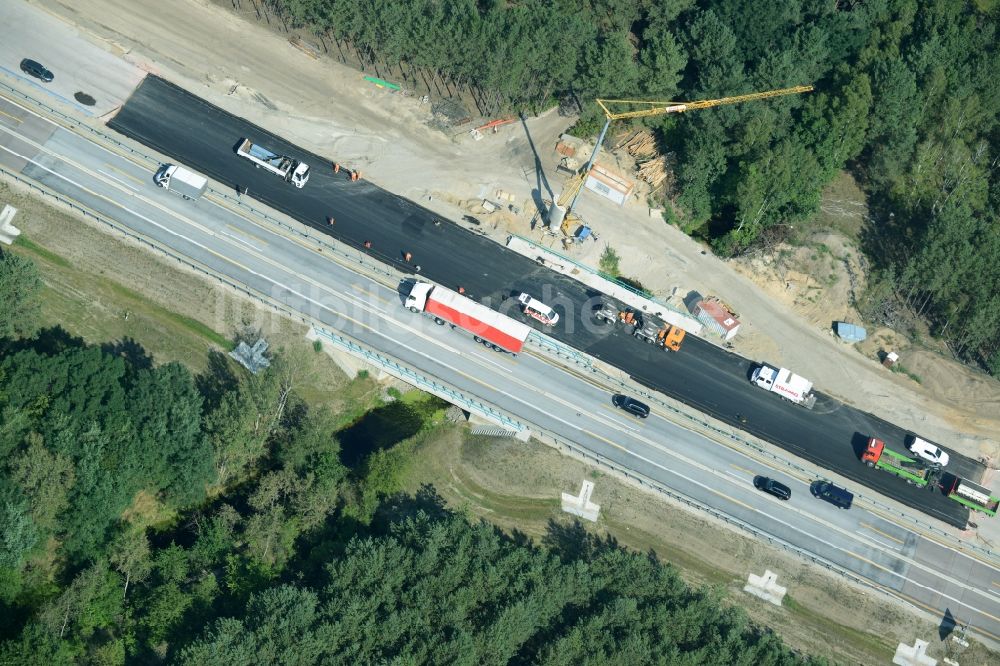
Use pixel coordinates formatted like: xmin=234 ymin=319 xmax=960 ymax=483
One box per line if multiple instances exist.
xmin=730 ymin=464 xmax=756 ymax=477
xmin=846 ymin=549 xmax=896 ymax=574
xmin=859 ymin=522 xmax=906 ymax=545
xmin=0 ymin=107 xmax=22 ymax=124
xmin=709 ymin=486 xmax=755 ymax=512
xmin=103 ymin=163 xmax=144 ymax=186
xmin=225 ymin=223 xmax=269 ymax=245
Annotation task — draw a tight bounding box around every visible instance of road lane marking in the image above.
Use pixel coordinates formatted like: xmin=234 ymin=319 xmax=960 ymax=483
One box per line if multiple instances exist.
xmin=730 ymin=464 xmax=756 ymax=477
xmin=220 ymin=230 xmax=263 ymax=252
xmin=859 ymin=522 xmax=906 ymax=545
xmin=224 ymin=223 xmax=269 ymax=246
xmin=103 ymin=164 xmax=144 ymax=186
xmin=844 ymin=549 xmax=1000 ymax=625
xmin=0 ymin=107 xmax=22 ymax=124
xmin=6 ymin=109 xmax=999 ymax=625
xmin=98 ymin=169 xmax=141 ymax=192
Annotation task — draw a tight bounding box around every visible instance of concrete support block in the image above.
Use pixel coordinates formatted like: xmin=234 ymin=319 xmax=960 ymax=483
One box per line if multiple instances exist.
xmin=561 ymin=480 xmax=600 ymax=522
xmin=743 ymin=570 xmax=787 ymax=606
xmin=0 ymin=205 xmax=20 ymax=245
xmin=893 ymin=639 xmax=937 ymax=666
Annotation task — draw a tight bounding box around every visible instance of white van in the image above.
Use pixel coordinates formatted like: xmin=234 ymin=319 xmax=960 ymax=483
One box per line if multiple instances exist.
xmin=517 ymin=292 xmax=559 ymax=325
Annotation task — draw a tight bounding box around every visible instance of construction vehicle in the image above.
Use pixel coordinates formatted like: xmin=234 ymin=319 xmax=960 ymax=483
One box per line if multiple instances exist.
xmin=236 ymin=138 xmax=310 ymax=188
xmin=945 ymin=478 xmax=1000 ymax=516
xmin=404 ymin=282 xmax=531 ymax=355
xmin=154 ymin=164 xmax=207 ymax=200
xmin=633 ymin=319 xmax=686 ymax=352
xmin=595 ymin=301 xmax=640 ymax=327
xmin=751 ymin=363 xmax=817 ymax=409
xmin=861 ymin=437 xmax=934 ymax=487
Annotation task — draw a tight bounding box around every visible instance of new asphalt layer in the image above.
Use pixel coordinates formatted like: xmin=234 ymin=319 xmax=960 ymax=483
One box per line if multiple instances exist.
xmin=108 ymin=75 xmax=976 ymax=527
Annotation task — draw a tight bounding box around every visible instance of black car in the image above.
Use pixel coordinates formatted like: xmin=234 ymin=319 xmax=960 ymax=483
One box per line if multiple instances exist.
xmin=20 ymin=59 xmax=54 ymax=83
xmin=612 ymin=394 xmax=650 ymax=418
xmin=754 ymin=476 xmax=791 ymax=501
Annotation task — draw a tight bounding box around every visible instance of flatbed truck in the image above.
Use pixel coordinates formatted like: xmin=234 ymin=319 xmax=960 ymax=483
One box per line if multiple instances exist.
xmin=862 ymin=437 xmax=932 ymax=486
xmin=236 ymin=138 xmax=310 ymax=188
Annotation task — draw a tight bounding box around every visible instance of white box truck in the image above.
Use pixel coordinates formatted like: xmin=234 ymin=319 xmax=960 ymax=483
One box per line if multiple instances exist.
xmin=155 ymin=164 xmax=207 ymax=200
xmin=751 ymin=363 xmax=817 ymax=409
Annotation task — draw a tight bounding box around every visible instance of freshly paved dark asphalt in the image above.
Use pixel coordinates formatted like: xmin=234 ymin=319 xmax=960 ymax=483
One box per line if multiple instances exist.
xmin=109 ymin=76 xmax=976 ymax=527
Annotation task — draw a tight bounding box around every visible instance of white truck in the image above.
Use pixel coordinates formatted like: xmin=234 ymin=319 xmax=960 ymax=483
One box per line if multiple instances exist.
xmin=751 ymin=363 xmax=817 ymax=409
xmin=154 ymin=164 xmax=207 ymax=200
xmin=236 ymin=138 xmax=310 ymax=188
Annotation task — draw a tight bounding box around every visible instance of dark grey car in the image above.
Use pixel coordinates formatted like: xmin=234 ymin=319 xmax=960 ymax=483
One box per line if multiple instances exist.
xmin=754 ymin=476 xmax=791 ymax=501
xmin=612 ymin=394 xmax=650 ymax=419
xmin=812 ymin=481 xmax=853 ymax=509
xmin=20 ymin=59 xmax=54 ymax=83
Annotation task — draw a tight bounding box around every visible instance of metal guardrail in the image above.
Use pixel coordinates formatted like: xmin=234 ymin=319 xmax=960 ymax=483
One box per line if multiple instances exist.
xmin=542 ymin=347 xmax=1000 ymax=561
xmin=4 ymin=81 xmax=995 ymax=564
xmin=310 ymin=328 xmax=527 ymax=433
xmin=1 ymin=79 xmax=402 ymax=284
xmin=0 ymin=163 xmax=526 ymax=435
xmin=526 ymin=331 xmax=593 ymax=368
xmin=509 ymin=232 xmax=687 ymax=313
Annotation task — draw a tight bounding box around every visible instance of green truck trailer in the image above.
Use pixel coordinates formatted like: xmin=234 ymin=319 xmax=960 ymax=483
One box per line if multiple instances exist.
xmin=946 ymin=478 xmax=1000 ymax=516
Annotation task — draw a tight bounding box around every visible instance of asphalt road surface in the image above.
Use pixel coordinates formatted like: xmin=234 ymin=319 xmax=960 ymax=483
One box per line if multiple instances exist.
xmin=102 ymin=75 xmax=983 ymax=528
xmin=4 ymin=90 xmax=1000 ymax=644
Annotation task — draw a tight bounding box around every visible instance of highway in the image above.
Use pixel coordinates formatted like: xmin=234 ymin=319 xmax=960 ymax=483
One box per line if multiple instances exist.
xmin=102 ymin=75 xmax=981 ymax=527
xmin=1 ymin=90 xmax=999 ymax=643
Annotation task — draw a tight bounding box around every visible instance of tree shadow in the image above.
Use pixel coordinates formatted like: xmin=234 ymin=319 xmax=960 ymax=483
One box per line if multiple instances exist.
xmin=542 ymin=517 xmax=621 ymax=563
xmin=0 ymin=325 xmax=86 ymax=358
xmin=196 ymin=350 xmax=239 ymax=413
xmin=100 ymin=336 xmax=154 ymax=370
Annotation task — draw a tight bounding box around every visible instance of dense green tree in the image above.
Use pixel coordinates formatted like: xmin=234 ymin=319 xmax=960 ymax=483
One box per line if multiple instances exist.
xmin=109 ymin=527 xmax=153 ymax=599
xmin=8 ymin=435 xmax=75 ymax=536
xmin=176 ymin=512 xmax=819 ymax=664
xmin=0 ymin=250 xmax=42 ymax=339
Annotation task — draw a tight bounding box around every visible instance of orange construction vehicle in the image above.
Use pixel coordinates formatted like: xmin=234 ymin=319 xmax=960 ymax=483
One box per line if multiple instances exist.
xmin=634 ymin=320 xmax=686 ymax=352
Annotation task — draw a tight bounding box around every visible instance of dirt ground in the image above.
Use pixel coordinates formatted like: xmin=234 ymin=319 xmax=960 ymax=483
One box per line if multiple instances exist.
xmin=403 ymin=427 xmax=996 ymax=665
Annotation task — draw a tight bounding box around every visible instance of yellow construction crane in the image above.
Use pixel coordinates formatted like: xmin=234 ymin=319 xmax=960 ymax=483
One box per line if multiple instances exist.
xmin=557 ymin=85 xmax=814 ymax=223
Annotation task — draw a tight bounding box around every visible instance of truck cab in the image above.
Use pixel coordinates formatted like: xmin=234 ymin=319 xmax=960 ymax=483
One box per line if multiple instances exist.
xmin=659 ymin=325 xmax=685 ymax=352
xmin=861 ymin=437 xmax=884 ymax=465
xmin=290 ymin=163 xmax=310 ymax=188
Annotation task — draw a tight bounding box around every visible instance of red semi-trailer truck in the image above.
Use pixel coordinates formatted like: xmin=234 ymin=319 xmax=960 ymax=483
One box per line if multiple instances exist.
xmin=405 ymin=282 xmax=532 ymax=354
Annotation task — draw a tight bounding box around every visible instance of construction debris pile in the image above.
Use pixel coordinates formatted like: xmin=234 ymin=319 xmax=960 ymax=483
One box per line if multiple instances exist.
xmin=616 ymin=130 xmax=675 ymax=193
